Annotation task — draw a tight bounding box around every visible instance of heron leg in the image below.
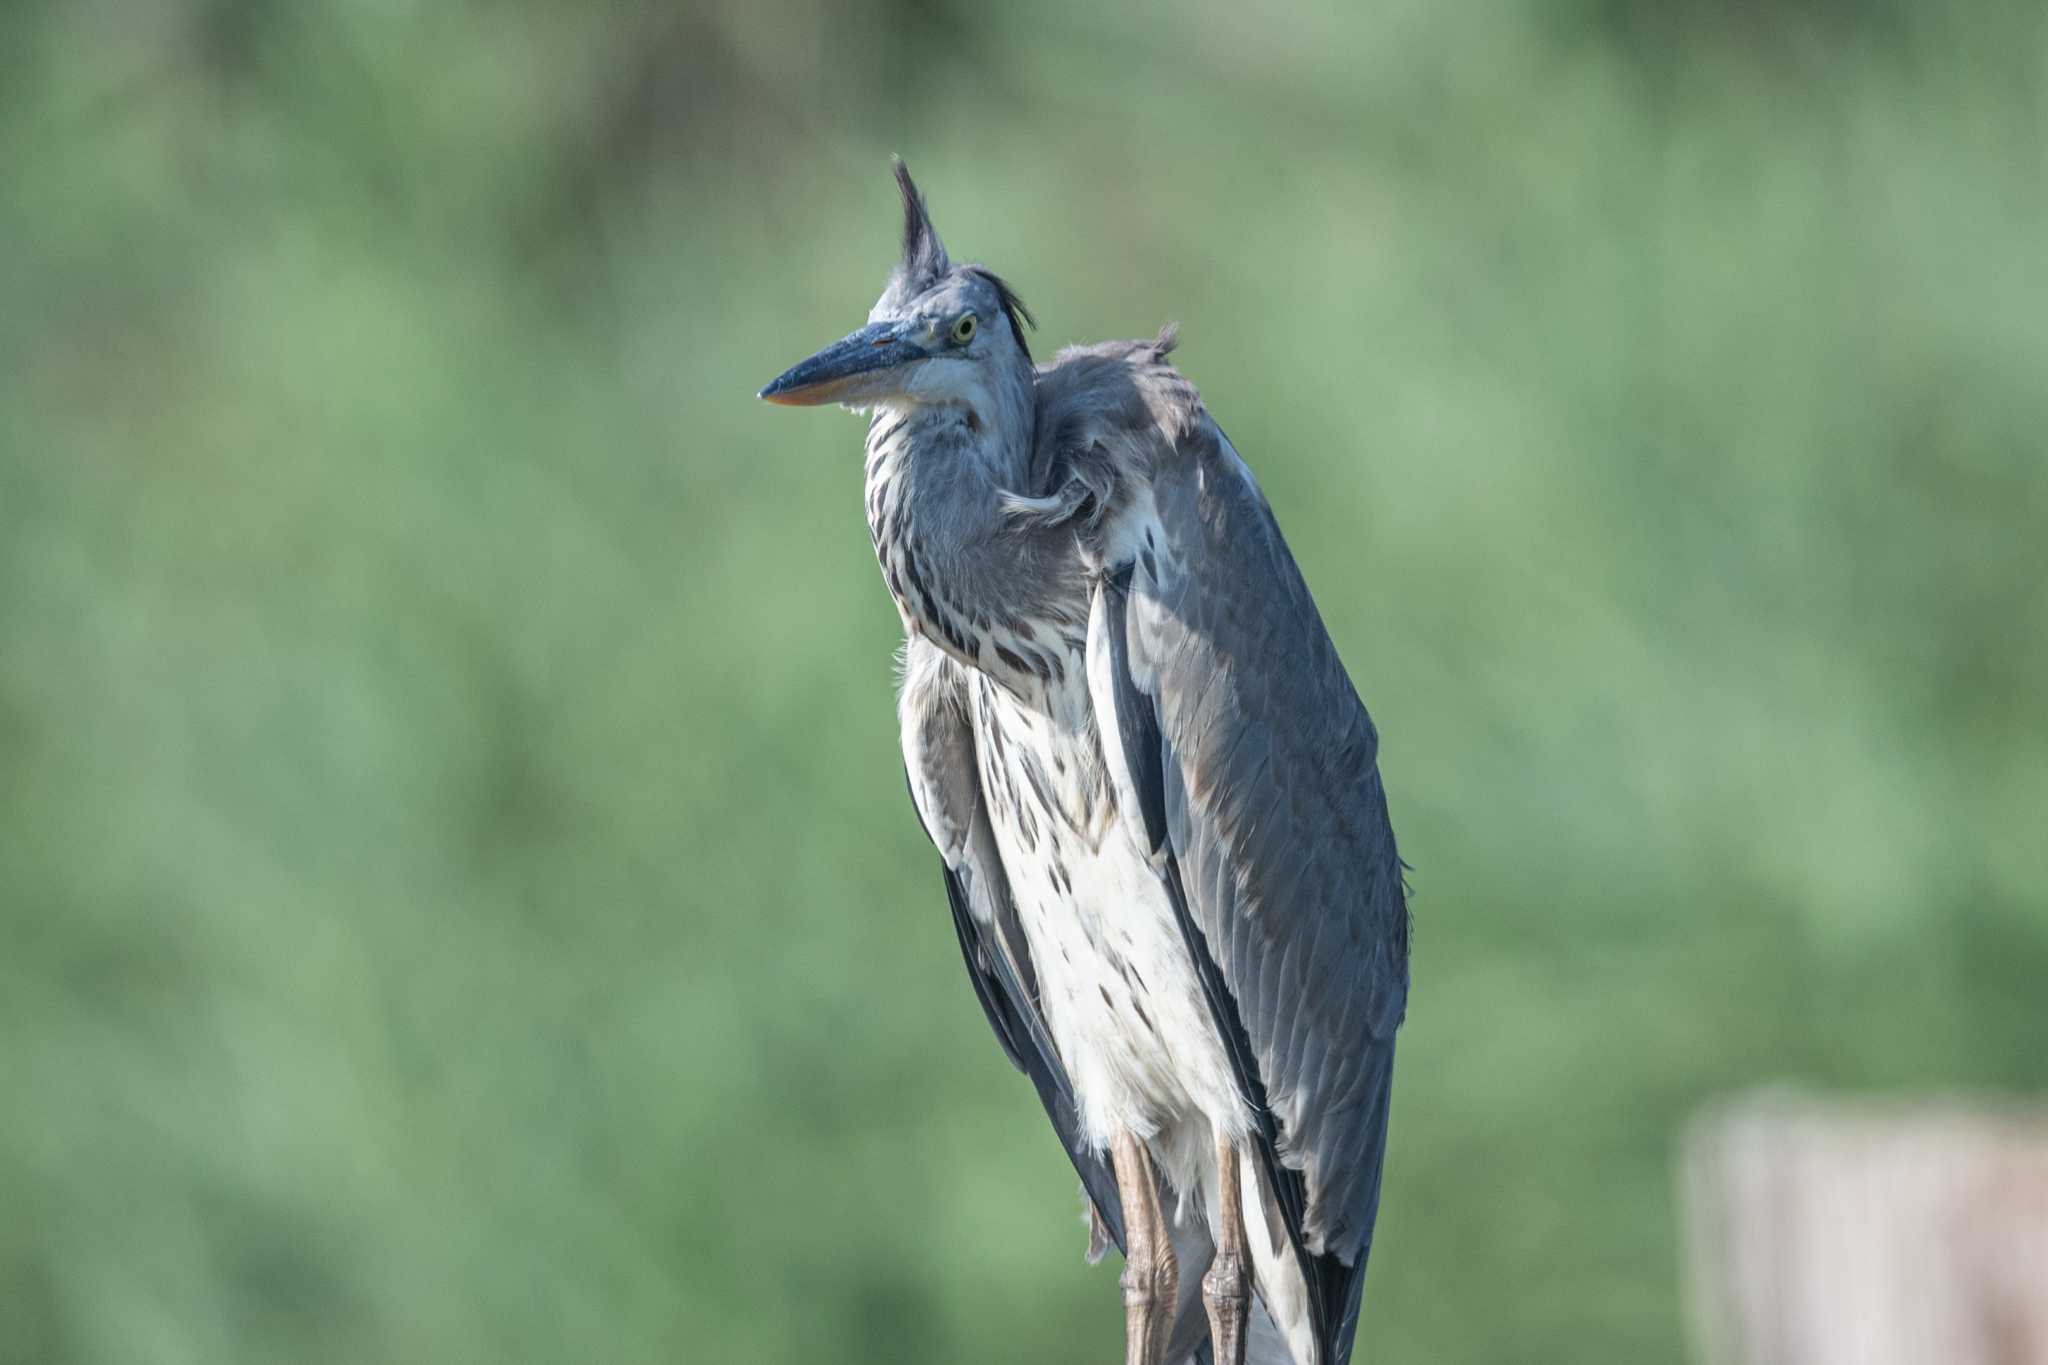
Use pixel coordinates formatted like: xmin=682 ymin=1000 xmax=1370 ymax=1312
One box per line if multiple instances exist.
xmin=1110 ymin=1129 xmax=1178 ymax=1365
xmin=1203 ymin=1133 xmax=1251 ymax=1365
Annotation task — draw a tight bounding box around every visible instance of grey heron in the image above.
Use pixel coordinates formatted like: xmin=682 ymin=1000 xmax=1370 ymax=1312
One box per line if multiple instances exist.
xmin=759 ymin=163 xmax=1410 ymax=1365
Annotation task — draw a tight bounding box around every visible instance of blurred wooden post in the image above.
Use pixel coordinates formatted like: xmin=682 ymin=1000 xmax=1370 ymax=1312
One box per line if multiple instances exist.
xmin=1681 ymin=1092 xmax=2048 ymax=1365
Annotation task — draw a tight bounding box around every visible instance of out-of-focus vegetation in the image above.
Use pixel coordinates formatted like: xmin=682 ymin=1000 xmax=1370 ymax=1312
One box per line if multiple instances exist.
xmin=4 ymin=2 xmax=2045 ymax=1362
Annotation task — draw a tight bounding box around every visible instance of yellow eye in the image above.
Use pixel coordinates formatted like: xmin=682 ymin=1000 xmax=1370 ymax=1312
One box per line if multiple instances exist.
xmin=951 ymin=314 xmax=977 ymax=345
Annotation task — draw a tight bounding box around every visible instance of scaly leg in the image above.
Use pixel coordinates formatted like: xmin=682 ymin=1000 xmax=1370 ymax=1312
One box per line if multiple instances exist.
xmin=1203 ymin=1133 xmax=1251 ymax=1365
xmin=1110 ymin=1129 xmax=1178 ymax=1365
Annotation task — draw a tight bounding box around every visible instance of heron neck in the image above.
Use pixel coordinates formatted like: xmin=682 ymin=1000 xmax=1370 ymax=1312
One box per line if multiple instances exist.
xmin=864 ymin=378 xmax=1087 ymax=696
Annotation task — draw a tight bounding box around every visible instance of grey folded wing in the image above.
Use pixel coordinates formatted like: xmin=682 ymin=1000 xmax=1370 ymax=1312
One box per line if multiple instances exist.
xmin=1089 ymin=417 xmax=1410 ymax=1365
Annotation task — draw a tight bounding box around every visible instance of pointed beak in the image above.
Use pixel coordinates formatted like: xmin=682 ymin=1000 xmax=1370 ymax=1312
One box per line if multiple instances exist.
xmin=758 ymin=321 xmax=929 ymax=406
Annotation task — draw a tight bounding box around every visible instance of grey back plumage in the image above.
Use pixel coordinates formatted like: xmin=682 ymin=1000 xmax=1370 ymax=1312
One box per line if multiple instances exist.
xmin=1030 ymin=338 xmax=1410 ymax=1365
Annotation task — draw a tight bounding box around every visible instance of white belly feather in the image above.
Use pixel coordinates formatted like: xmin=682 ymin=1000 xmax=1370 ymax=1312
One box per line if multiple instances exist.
xmin=966 ymin=665 xmax=1249 ymax=1168
xmin=967 ymin=662 xmax=1325 ymax=1365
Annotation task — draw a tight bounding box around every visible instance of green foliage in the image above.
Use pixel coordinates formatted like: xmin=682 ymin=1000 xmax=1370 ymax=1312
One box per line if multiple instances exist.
xmin=4 ymin=2 xmax=2045 ymax=1361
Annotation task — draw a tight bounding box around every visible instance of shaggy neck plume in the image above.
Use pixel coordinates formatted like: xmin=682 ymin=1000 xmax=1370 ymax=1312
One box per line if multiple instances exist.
xmin=863 ymin=365 xmax=1088 ymax=695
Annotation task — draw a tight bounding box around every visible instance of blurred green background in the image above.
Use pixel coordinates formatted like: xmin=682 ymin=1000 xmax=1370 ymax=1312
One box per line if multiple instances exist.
xmin=5 ymin=2 xmax=2046 ymax=1362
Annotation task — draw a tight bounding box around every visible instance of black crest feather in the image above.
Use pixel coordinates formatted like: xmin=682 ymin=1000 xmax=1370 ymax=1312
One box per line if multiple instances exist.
xmin=967 ymin=266 xmax=1037 ymax=364
xmin=893 ymin=158 xmax=949 ymax=291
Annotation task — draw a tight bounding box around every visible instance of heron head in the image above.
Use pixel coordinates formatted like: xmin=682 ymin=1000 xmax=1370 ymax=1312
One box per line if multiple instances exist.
xmin=759 ymin=160 xmax=1034 ymax=411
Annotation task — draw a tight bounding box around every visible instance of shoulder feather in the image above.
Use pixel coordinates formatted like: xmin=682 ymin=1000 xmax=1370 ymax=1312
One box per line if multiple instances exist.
xmin=1008 ymin=327 xmax=1203 ymax=537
